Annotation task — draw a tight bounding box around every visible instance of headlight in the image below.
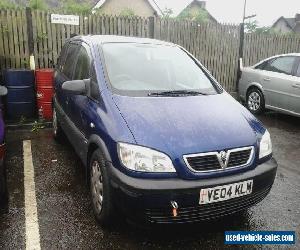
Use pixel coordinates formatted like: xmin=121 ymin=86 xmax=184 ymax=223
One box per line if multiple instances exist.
xmin=259 ymin=130 xmax=272 ymax=159
xmin=117 ymin=142 xmax=176 ymax=173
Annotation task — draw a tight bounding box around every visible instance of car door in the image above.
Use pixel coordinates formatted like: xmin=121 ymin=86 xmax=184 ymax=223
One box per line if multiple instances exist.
xmin=258 ymin=56 xmax=298 ymax=112
xmin=68 ymin=42 xmax=97 ymax=160
xmin=291 ymin=59 xmax=300 ymax=114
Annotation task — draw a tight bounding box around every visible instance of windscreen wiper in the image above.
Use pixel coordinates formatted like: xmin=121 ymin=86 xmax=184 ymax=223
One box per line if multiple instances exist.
xmin=148 ymin=90 xmax=208 ymax=96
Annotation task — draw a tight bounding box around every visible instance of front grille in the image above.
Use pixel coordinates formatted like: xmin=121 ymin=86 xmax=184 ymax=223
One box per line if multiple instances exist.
xmin=184 ymin=146 xmax=254 ymax=172
xmin=186 ymin=155 xmax=219 ymax=171
xmin=145 ymin=184 xmax=271 ymax=224
xmin=227 ymin=149 xmax=252 ymax=167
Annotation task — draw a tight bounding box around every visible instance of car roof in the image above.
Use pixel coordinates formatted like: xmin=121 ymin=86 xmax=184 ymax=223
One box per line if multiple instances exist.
xmin=71 ymin=35 xmax=176 ymax=47
xmin=267 ymin=53 xmax=300 ymax=58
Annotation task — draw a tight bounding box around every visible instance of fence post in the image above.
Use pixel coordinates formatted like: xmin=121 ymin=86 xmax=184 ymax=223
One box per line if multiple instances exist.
xmin=238 ymin=23 xmax=244 ymax=61
xmin=25 ymin=7 xmax=35 ymax=68
xmin=148 ymin=16 xmax=155 ymax=38
xmin=26 ymin=7 xmax=34 ymax=55
xmin=236 ymin=23 xmax=244 ymax=95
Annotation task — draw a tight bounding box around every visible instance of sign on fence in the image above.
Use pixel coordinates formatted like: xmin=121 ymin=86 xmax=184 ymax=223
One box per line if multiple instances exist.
xmin=50 ymin=14 xmax=79 ymax=25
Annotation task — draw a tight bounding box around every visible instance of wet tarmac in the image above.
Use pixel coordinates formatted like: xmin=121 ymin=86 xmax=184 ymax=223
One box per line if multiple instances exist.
xmin=0 ymin=112 xmax=299 ymax=249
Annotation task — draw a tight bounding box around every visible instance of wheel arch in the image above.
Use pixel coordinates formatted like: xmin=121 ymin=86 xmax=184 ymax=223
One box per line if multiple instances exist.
xmin=246 ymin=82 xmax=265 ymax=97
xmin=86 ymin=135 xmax=112 ymax=182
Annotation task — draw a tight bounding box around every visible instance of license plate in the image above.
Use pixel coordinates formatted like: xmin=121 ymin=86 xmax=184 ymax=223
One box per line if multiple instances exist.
xmin=199 ymin=180 xmax=253 ymax=205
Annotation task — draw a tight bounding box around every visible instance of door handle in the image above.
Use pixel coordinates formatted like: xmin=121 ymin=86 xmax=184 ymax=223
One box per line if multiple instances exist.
xmin=263 ymin=78 xmax=271 ymax=81
xmin=292 ymin=83 xmax=300 ymax=89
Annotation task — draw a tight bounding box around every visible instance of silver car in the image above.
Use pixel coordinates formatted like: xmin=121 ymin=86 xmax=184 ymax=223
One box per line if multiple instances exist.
xmin=239 ymin=53 xmax=300 ymax=117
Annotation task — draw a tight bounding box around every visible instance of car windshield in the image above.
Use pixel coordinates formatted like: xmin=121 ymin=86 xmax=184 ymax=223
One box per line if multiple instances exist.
xmin=101 ymin=43 xmax=219 ymax=96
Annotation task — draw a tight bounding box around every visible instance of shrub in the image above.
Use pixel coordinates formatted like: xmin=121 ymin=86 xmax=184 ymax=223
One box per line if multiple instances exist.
xmin=61 ymin=0 xmax=92 ymax=14
xmin=0 ymin=0 xmax=18 ymax=9
xmin=119 ymin=8 xmax=135 ymax=17
xmin=29 ymin=0 xmax=47 ymax=10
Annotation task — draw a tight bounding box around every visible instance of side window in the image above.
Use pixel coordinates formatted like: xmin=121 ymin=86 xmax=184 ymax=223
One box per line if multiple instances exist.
xmin=264 ymin=56 xmax=296 ymax=75
xmin=57 ymin=44 xmax=68 ymax=71
xmin=73 ymin=46 xmax=91 ymax=80
xmin=73 ymin=44 xmax=100 ymax=101
xmin=62 ymin=44 xmax=78 ymax=79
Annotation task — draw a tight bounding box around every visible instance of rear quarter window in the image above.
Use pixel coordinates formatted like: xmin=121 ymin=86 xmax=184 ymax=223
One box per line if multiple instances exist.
xmin=255 ymin=60 xmax=269 ymax=70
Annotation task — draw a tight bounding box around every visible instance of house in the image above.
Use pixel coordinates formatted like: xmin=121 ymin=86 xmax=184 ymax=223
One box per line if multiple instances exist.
xmin=153 ymin=0 xmax=217 ymax=23
xmin=92 ymin=0 xmax=217 ymax=23
xmin=272 ymin=14 xmax=300 ymax=33
xmin=92 ymin=0 xmax=163 ymax=17
xmin=176 ymin=0 xmax=217 ymax=23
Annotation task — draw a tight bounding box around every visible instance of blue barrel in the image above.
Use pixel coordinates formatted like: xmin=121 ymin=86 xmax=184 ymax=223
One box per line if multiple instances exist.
xmin=4 ymin=69 xmax=36 ymax=119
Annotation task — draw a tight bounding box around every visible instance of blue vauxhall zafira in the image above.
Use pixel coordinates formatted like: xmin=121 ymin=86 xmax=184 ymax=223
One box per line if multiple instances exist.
xmin=53 ymin=35 xmax=277 ymax=225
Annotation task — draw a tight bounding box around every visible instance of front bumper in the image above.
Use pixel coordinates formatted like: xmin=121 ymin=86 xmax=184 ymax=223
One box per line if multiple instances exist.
xmin=108 ymin=158 xmax=277 ymax=224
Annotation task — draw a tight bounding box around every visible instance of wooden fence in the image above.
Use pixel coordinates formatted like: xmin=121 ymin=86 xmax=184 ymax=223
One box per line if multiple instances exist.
xmin=1 ymin=8 xmax=300 ymax=93
xmin=154 ymin=19 xmax=240 ymax=91
xmin=243 ymin=33 xmax=300 ymax=66
xmin=0 ymin=9 xmax=151 ymax=69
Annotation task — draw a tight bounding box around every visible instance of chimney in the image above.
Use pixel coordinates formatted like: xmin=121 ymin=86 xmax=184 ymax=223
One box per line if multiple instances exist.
xmin=295 ymin=13 xmax=300 ymax=22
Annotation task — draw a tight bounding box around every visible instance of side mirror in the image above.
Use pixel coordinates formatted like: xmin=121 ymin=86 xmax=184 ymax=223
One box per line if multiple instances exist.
xmin=0 ymin=86 xmax=7 ymax=96
xmin=62 ymin=79 xmax=88 ymax=95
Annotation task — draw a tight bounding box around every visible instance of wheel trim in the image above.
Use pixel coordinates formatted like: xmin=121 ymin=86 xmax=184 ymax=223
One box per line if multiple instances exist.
xmin=91 ymin=160 xmax=104 ymax=215
xmin=248 ymin=92 xmax=261 ymax=111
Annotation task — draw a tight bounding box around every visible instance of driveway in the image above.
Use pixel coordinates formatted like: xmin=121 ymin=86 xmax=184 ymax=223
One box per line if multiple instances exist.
xmin=0 ymin=112 xmax=299 ymax=249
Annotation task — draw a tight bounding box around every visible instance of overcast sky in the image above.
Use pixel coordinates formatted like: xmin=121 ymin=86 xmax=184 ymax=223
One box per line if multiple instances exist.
xmin=155 ymin=0 xmax=300 ymax=26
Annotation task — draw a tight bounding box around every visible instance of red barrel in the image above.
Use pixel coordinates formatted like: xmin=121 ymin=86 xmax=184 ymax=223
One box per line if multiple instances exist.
xmin=35 ymin=69 xmax=54 ymax=120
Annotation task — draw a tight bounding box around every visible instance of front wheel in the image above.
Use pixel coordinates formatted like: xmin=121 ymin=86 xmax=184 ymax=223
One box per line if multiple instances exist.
xmin=90 ymin=149 xmax=115 ymax=226
xmin=0 ymin=169 xmax=8 ymax=212
xmin=246 ymin=88 xmax=265 ymax=114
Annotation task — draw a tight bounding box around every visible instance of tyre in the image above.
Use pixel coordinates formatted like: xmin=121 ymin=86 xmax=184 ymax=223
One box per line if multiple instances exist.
xmin=246 ymin=88 xmax=265 ymax=114
xmin=52 ymin=106 xmax=64 ymax=142
xmin=90 ymin=149 xmax=115 ymax=226
xmin=0 ymin=168 xmax=8 ymax=212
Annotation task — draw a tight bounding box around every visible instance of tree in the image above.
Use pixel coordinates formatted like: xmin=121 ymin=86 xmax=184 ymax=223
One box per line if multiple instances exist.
xmin=162 ymin=8 xmax=173 ymax=19
xmin=244 ymin=20 xmax=277 ymax=34
xmin=244 ymin=20 xmax=258 ymax=33
xmin=29 ymin=0 xmax=47 ymax=10
xmin=0 ymin=0 xmax=18 ymax=9
xmin=178 ymin=7 xmax=210 ymax=23
xmin=61 ymin=0 xmax=92 ymax=14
